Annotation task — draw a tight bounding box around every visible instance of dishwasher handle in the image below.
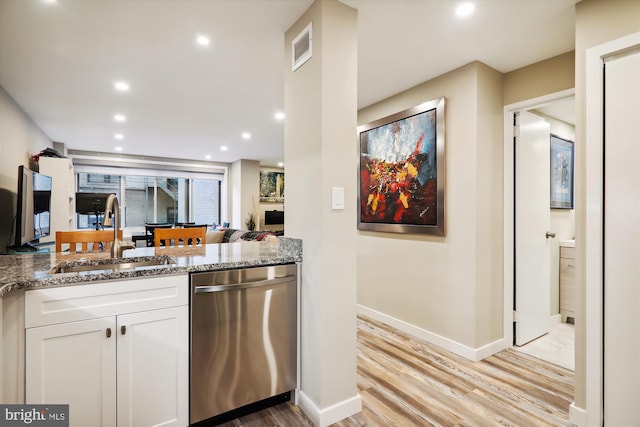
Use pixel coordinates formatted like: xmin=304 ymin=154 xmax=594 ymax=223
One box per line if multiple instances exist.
xmin=194 ymin=275 xmax=295 ymax=293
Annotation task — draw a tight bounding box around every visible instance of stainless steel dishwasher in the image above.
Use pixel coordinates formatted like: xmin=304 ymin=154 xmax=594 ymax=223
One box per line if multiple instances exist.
xmin=190 ymin=264 xmax=298 ymax=425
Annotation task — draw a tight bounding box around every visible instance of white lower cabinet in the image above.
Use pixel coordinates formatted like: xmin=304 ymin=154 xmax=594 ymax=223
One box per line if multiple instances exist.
xmin=26 ymin=317 xmax=117 ymax=426
xmin=116 ymin=307 xmax=188 ymax=427
xmin=25 ymin=275 xmax=189 ymax=427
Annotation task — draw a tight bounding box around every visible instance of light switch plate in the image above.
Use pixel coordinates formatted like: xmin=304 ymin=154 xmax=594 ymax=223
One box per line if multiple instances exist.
xmin=331 ymin=187 xmax=344 ymax=210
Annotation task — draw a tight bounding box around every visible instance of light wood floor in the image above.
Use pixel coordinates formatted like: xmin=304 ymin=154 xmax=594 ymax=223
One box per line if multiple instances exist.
xmin=219 ymin=315 xmax=574 ymax=426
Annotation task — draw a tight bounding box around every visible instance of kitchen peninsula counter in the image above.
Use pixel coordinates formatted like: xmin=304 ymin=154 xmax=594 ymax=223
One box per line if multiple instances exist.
xmin=0 ymin=237 xmax=302 ymax=297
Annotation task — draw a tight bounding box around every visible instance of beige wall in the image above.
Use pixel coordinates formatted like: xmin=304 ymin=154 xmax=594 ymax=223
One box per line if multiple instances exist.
xmin=474 ymin=62 xmax=505 ymax=345
xmin=573 ymin=0 xmax=640 ymax=413
xmin=0 ymin=85 xmax=51 ymax=252
xmin=285 ymin=0 xmax=359 ymax=421
xmin=503 ymin=51 xmax=575 ymax=106
xmin=357 ymin=61 xmax=504 ymax=349
xmin=285 ymin=0 xmax=324 ymax=407
xmin=229 ymin=159 xmax=259 ymax=230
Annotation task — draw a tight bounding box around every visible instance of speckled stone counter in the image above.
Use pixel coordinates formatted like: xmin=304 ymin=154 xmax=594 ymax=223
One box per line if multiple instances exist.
xmin=0 ymin=237 xmax=302 ymax=297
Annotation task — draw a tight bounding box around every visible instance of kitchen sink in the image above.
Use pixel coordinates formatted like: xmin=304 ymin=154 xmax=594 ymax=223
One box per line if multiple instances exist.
xmin=50 ymin=255 xmax=176 ymax=274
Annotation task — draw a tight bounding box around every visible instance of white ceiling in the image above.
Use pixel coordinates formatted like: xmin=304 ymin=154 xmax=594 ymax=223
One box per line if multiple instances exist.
xmin=0 ymin=0 xmax=578 ymax=167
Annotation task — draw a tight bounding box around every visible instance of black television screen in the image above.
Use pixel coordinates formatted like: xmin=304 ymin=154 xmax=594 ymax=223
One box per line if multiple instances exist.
xmin=264 ymin=210 xmax=284 ymax=225
xmin=75 ymin=192 xmax=114 ymax=214
xmin=15 ymin=165 xmax=52 ymax=247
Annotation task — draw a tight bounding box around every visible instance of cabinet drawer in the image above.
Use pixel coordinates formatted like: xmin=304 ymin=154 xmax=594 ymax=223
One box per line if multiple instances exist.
xmin=560 ymin=246 xmax=576 ymax=260
xmin=26 ymin=275 xmax=188 ymax=328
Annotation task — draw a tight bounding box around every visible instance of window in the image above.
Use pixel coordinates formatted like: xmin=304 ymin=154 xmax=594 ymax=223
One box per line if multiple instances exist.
xmin=192 ymin=179 xmax=221 ymax=225
xmin=87 ymin=174 xmax=118 ymax=184
xmin=76 ymin=173 xmax=121 ymax=230
xmin=124 ymin=176 xmax=153 ymax=227
xmin=76 ymin=172 xmax=222 ymax=230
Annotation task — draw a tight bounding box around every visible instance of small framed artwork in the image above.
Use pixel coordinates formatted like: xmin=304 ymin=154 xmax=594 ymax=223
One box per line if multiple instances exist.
xmin=358 ymin=97 xmax=445 ymax=235
xmin=550 ymin=135 xmax=574 ymax=209
xmin=259 ymin=171 xmax=285 ymax=203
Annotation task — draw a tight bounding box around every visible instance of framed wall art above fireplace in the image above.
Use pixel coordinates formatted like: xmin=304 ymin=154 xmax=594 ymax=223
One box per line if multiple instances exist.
xmin=259 ymin=171 xmax=285 ymax=203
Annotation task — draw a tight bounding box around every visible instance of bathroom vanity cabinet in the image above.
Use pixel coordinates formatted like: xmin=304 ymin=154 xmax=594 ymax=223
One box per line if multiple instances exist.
xmin=559 ymin=245 xmax=576 ymax=322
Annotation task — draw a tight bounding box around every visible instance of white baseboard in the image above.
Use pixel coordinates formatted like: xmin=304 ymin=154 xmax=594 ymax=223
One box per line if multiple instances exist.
xmin=298 ymin=391 xmax=362 ymax=427
xmin=357 ymin=304 xmax=505 ymax=361
xmin=569 ymin=402 xmax=587 ymax=427
xmin=550 ymin=313 xmax=561 ymax=327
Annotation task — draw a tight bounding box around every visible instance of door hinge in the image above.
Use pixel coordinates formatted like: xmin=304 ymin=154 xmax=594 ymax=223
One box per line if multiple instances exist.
xmin=513 ymin=311 xmax=519 ymax=322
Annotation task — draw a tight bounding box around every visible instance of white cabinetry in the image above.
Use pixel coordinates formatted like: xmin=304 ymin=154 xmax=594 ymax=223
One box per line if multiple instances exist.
xmin=26 ymin=317 xmax=117 ymax=426
xmin=559 ymin=245 xmax=576 ymax=322
xmin=25 ymin=275 xmax=188 ymax=427
xmin=116 ymin=307 xmax=188 ymax=427
xmin=38 ymin=156 xmax=75 ymax=243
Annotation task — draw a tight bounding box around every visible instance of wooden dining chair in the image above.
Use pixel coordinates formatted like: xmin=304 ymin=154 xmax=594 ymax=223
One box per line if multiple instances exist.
xmin=144 ymin=223 xmax=172 ymax=247
xmin=154 ymin=227 xmax=206 ymax=247
xmin=55 ymin=230 xmax=123 ymax=253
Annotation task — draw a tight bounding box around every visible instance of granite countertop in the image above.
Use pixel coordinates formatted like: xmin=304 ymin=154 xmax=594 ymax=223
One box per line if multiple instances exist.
xmin=0 ymin=237 xmax=302 ymax=297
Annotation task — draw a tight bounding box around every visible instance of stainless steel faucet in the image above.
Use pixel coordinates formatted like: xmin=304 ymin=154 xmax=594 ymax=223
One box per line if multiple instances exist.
xmin=103 ymin=194 xmax=135 ymax=258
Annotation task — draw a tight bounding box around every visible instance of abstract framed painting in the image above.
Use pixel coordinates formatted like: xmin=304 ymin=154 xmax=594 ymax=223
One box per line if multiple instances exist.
xmin=550 ymin=135 xmax=574 ymax=209
xmin=358 ymin=97 xmax=445 ymax=235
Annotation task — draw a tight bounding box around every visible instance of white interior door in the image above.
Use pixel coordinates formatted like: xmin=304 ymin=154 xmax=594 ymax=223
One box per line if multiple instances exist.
xmin=604 ymin=47 xmax=640 ymax=425
xmin=515 ymin=111 xmax=551 ymax=346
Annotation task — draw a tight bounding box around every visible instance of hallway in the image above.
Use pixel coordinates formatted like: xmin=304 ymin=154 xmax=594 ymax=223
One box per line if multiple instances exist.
xmin=221 ymin=315 xmax=574 ymax=426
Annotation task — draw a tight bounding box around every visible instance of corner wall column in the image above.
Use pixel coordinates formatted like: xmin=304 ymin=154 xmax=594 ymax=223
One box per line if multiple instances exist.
xmin=230 ymin=159 xmax=259 ymax=229
xmin=284 ymin=1 xmax=360 ymax=425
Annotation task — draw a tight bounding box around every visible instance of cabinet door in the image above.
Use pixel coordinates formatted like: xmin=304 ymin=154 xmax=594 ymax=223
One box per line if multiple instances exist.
xmin=117 ymin=306 xmax=188 ymax=427
xmin=26 ymin=317 xmax=117 ymax=427
xmin=559 ymin=256 xmax=576 ymax=318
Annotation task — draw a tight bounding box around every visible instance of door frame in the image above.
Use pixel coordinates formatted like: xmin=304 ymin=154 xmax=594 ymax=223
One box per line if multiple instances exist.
xmin=585 ymin=32 xmax=640 ymax=427
xmin=502 ymin=88 xmax=575 ymax=350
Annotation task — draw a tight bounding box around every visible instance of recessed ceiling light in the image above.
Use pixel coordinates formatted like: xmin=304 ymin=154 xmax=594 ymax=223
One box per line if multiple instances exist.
xmin=278 ymin=162 xmax=284 ymax=167
xmin=205 ymin=155 xmax=212 ymax=160
xmin=114 ymin=81 xmax=130 ymax=92
xmin=114 ymin=133 xmax=124 ymax=140
xmin=220 ymin=146 xmax=228 ymax=152
xmin=455 ymin=2 xmax=475 ymax=18
xmin=42 ymin=0 xmax=58 ymax=4
xmin=196 ymin=35 xmax=210 ymax=46
xmin=241 ymin=132 xmax=251 ymax=140
xmin=113 ymin=114 xmax=126 ymax=122
xmin=275 ymin=111 xmax=285 ymax=121
xmin=114 ymin=146 xmax=123 ymax=152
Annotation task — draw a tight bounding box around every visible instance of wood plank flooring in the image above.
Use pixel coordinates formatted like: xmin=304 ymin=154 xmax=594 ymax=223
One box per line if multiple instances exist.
xmin=218 ymin=315 xmax=574 ymax=427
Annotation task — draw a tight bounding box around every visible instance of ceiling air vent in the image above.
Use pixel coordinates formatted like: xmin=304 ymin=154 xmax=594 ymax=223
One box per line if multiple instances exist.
xmin=292 ymin=23 xmax=312 ymax=71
